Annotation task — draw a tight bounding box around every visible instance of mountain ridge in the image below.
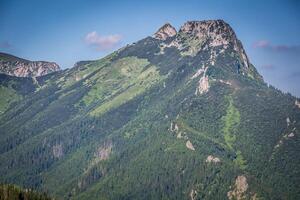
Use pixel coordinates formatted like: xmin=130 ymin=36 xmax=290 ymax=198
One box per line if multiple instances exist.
xmin=0 ymin=52 xmax=60 ymax=77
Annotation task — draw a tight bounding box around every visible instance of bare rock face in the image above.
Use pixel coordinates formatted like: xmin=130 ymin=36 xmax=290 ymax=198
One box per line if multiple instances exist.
xmin=178 ymin=20 xmax=250 ymax=67
xmin=0 ymin=52 xmax=60 ymax=77
xmin=95 ymin=141 xmax=113 ymax=161
xmin=227 ymin=175 xmax=248 ymax=200
xmin=154 ymin=23 xmax=177 ymax=40
xmin=179 ymin=20 xmax=234 ymax=46
xmin=186 ymin=140 xmax=195 ymax=151
xmin=196 ymin=75 xmax=209 ymax=95
xmin=295 ymin=100 xmax=300 ymax=109
xmin=192 ymin=66 xmax=209 ymax=95
xmin=52 ymin=144 xmax=63 ymax=158
xmin=205 ymin=155 xmax=221 ymax=163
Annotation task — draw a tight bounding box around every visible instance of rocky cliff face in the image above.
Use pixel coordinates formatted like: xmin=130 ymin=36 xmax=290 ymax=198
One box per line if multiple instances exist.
xmin=0 ymin=52 xmax=60 ymax=77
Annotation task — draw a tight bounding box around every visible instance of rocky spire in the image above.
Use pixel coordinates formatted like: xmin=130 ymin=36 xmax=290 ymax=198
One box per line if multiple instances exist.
xmin=154 ymin=23 xmax=177 ymax=40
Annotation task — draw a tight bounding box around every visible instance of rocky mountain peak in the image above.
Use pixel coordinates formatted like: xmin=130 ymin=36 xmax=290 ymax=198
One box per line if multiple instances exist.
xmin=179 ymin=20 xmax=237 ymax=47
xmin=149 ymin=20 xmax=260 ymax=80
xmin=154 ymin=23 xmax=177 ymax=40
xmin=0 ymin=52 xmax=60 ymax=77
xmin=174 ymin=20 xmax=251 ymax=70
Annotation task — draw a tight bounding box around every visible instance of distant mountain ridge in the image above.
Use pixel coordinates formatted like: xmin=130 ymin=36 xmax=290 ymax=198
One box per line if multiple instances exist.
xmin=0 ymin=52 xmax=60 ymax=77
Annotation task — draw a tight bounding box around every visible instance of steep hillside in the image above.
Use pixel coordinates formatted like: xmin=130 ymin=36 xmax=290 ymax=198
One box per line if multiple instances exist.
xmin=0 ymin=20 xmax=299 ymax=200
xmin=0 ymin=52 xmax=60 ymax=77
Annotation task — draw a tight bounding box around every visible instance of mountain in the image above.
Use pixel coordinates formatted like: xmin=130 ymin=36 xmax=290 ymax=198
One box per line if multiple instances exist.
xmin=0 ymin=52 xmax=60 ymax=77
xmin=0 ymin=20 xmax=299 ymax=200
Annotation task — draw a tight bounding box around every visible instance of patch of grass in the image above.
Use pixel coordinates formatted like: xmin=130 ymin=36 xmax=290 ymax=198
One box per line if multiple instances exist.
xmin=91 ymin=66 xmax=160 ymax=115
xmin=222 ymin=96 xmax=247 ymax=169
xmin=89 ymin=57 xmax=163 ymax=116
xmin=83 ymin=56 xmax=150 ymax=107
xmin=164 ymin=140 xmax=188 ymax=153
xmin=234 ymin=150 xmax=247 ymax=170
xmin=177 ymin=119 xmax=227 ymax=150
xmin=177 ymin=32 xmax=206 ymax=57
xmin=222 ymin=96 xmax=240 ymax=150
xmin=58 ymin=53 xmax=115 ymax=89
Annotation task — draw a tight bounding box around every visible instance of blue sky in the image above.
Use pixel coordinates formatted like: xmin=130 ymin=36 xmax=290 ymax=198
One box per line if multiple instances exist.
xmin=0 ymin=0 xmax=299 ymax=96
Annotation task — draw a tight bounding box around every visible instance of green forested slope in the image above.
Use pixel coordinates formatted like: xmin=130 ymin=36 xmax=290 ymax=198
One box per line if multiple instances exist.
xmin=0 ymin=20 xmax=299 ymax=200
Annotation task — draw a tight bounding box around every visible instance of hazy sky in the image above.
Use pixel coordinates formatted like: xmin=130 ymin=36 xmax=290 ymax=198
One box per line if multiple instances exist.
xmin=0 ymin=0 xmax=299 ymax=96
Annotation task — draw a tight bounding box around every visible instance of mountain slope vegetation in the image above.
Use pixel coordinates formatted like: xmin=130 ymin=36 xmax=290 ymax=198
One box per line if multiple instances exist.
xmin=0 ymin=20 xmax=299 ymax=200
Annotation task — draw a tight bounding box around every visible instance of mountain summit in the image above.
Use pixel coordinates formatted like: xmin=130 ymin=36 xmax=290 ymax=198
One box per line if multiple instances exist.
xmin=0 ymin=20 xmax=299 ymax=200
xmin=154 ymin=23 xmax=177 ymax=40
xmin=178 ymin=20 xmax=250 ymax=67
xmin=152 ymin=20 xmax=260 ymax=81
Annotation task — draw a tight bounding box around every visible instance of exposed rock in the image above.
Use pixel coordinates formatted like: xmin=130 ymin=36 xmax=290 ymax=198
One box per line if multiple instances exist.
xmin=195 ymin=75 xmax=209 ymax=95
xmin=186 ymin=140 xmax=195 ymax=151
xmin=75 ymin=74 xmax=82 ymax=81
xmin=170 ymin=122 xmax=173 ymax=131
xmin=177 ymin=132 xmax=183 ymax=139
xmin=287 ymin=132 xmax=295 ymax=138
xmin=154 ymin=23 xmax=177 ymax=40
xmin=295 ymin=100 xmax=300 ymax=109
xmin=206 ymin=155 xmax=221 ymax=163
xmin=52 ymin=144 xmax=63 ymax=158
xmin=219 ymin=79 xmax=232 ymax=86
xmin=190 ymin=189 xmax=197 ymax=200
xmin=82 ymin=141 xmax=112 ymax=181
xmin=178 ymin=20 xmax=249 ymax=62
xmin=0 ymin=52 xmax=60 ymax=77
xmin=286 ymin=117 xmax=291 ymax=126
xmin=191 ymin=65 xmax=206 ymax=79
xmin=209 ymin=50 xmax=217 ymax=66
xmin=251 ymin=193 xmax=258 ymax=200
xmin=170 ymin=122 xmax=179 ymax=132
xmin=276 ymin=130 xmax=296 ymax=150
xmin=95 ymin=141 xmax=113 ymax=161
xmin=174 ymin=124 xmax=179 ymax=131
xmin=274 ymin=139 xmax=283 ymax=149
xmin=274 ymin=144 xmax=280 ymax=149
xmin=179 ymin=20 xmax=233 ymax=46
xmin=227 ymin=175 xmax=248 ymax=200
xmin=32 ymin=77 xmax=41 ymax=88
xmin=179 ymin=20 xmax=231 ymax=46
xmin=192 ymin=66 xmax=210 ymax=95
